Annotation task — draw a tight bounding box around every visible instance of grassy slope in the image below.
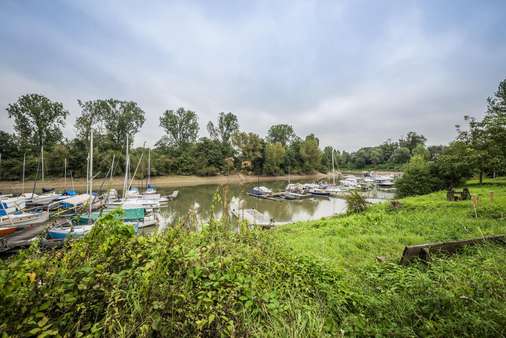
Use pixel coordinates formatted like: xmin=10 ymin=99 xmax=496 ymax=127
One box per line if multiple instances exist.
xmin=271 ymin=178 xmax=506 ymax=336
xmin=1 ymin=180 xmax=505 ymax=337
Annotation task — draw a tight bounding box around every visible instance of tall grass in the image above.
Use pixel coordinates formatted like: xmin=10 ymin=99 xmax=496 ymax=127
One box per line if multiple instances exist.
xmin=0 ymin=179 xmax=505 ymax=336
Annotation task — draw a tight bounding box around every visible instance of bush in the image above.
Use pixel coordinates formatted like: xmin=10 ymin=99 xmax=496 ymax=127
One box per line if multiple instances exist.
xmin=345 ymin=190 xmax=368 ymax=213
xmin=395 ymin=155 xmax=440 ymax=198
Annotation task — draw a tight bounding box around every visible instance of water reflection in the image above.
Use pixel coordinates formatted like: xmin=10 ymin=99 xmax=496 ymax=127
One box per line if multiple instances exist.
xmin=156 ymin=180 xmax=395 ymax=226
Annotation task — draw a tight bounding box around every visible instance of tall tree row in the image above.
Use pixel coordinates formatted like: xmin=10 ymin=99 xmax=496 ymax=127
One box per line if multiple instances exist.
xmin=2 ymin=77 xmax=506 ymax=182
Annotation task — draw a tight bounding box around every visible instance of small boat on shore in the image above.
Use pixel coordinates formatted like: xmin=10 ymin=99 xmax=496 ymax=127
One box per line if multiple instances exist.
xmin=1 ymin=196 xmax=26 ymax=209
xmin=0 ymin=211 xmax=50 ymax=229
xmin=79 ymin=207 xmax=158 ymax=229
xmin=22 ymin=192 xmax=62 ymax=207
xmin=47 ymin=221 xmax=93 ymax=240
xmin=0 ymin=226 xmax=17 ymax=237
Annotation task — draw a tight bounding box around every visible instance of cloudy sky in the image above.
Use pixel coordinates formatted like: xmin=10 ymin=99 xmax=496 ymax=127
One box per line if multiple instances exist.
xmin=1 ymin=0 xmax=505 ymax=151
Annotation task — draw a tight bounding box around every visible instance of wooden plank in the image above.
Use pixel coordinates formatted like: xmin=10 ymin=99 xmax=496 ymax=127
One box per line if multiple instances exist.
xmin=400 ymin=235 xmax=506 ymax=265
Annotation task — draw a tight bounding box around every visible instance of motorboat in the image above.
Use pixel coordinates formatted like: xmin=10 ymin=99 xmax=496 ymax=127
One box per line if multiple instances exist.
xmin=248 ymin=186 xmax=273 ymax=197
xmin=373 ymin=175 xmax=395 ymax=188
xmin=340 ymin=176 xmax=360 ymax=189
xmin=309 ymin=188 xmax=331 ymax=197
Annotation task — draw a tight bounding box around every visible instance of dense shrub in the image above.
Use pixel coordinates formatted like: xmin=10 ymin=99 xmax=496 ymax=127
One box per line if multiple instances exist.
xmin=395 ymin=155 xmax=440 ymax=197
xmin=345 ymin=191 xmax=368 ymax=213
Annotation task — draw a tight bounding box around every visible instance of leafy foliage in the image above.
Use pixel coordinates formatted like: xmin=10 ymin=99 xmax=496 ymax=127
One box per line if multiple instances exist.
xmin=266 ymin=124 xmax=295 ymax=146
xmin=0 ymin=211 xmax=341 ymax=337
xmin=159 ymin=107 xmax=199 ymax=149
xmin=344 ymin=190 xmax=368 ymax=213
xmin=6 ymin=93 xmax=68 ymax=151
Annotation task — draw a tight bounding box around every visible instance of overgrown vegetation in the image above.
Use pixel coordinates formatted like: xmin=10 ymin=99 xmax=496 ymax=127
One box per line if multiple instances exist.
xmin=0 ymin=211 xmax=341 ymax=337
xmin=344 ymin=190 xmax=368 ymax=214
xmin=1 ymin=180 xmax=505 ymax=336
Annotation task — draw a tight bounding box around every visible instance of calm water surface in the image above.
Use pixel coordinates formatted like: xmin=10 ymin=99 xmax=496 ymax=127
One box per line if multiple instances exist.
xmin=154 ymin=180 xmax=394 ymax=226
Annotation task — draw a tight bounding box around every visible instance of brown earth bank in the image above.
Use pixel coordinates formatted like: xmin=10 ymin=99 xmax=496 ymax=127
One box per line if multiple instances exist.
xmin=0 ymin=173 xmax=328 ymax=193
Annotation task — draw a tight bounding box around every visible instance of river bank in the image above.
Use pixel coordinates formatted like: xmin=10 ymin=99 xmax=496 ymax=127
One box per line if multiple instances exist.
xmin=0 ymin=173 xmax=328 ymax=193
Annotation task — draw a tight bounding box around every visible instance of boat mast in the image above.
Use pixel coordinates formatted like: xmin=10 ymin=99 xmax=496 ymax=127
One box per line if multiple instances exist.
xmin=41 ymin=146 xmax=44 ymax=184
xmin=86 ymin=153 xmax=89 ymax=195
xmin=64 ymin=158 xmax=67 ymax=192
xmin=22 ymin=153 xmax=26 ymax=193
xmin=332 ymin=148 xmax=335 ymax=185
xmin=122 ymin=134 xmax=129 ymax=199
xmin=88 ymin=128 xmax=94 ymax=216
xmin=109 ymin=154 xmax=115 ymax=182
xmin=147 ymin=148 xmax=151 ymax=188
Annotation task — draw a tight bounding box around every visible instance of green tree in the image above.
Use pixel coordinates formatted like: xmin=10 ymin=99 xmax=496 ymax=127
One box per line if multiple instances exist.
xmin=395 ymin=155 xmax=438 ymax=197
xmin=193 ymin=137 xmax=225 ymax=176
xmin=159 ymin=107 xmax=199 ymax=149
xmin=101 ymin=99 xmax=145 ymax=149
xmin=427 ymin=145 xmax=446 ymax=160
xmin=321 ymin=146 xmax=336 ymax=172
xmin=299 ymin=134 xmax=321 ymax=173
xmin=0 ymin=131 xmax=19 ymax=159
xmin=399 ymin=131 xmax=427 ymax=153
xmin=379 ymin=139 xmax=399 ymax=162
xmin=207 ymin=112 xmax=239 ymax=145
xmin=264 ymin=142 xmax=286 ymax=175
xmin=431 ymin=141 xmax=474 ymax=189
xmin=231 ymin=131 xmax=264 ymax=173
xmin=266 ymin=124 xmax=295 ymax=146
xmin=74 ymin=99 xmax=108 ymax=141
xmin=457 ymin=115 xmax=496 ymax=184
xmin=389 ymin=147 xmax=411 ymax=165
xmin=412 ymin=144 xmax=430 ymax=160
xmin=6 ymin=93 xmax=68 ymax=150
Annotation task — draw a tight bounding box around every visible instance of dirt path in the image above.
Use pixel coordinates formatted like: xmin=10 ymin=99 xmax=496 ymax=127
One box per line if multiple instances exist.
xmin=0 ymin=173 xmax=328 ymax=193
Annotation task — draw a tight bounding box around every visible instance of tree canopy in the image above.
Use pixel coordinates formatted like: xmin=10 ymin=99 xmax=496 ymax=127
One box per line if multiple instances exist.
xmin=207 ymin=112 xmax=239 ymax=145
xmin=6 ymin=93 xmax=68 ymax=151
xmin=266 ymin=124 xmax=295 ymax=146
xmin=159 ymin=107 xmax=199 ymax=149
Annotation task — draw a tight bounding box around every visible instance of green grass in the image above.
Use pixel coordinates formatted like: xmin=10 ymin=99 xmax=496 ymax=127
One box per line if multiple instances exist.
xmin=269 ymin=178 xmax=506 ymax=336
xmin=275 ymin=179 xmax=506 ymax=271
xmin=0 ymin=179 xmax=505 ymax=337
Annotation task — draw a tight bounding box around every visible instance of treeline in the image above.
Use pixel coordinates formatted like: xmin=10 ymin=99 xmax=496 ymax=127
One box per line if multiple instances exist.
xmin=1 ymin=77 xmax=505 ymax=185
xmin=0 ymin=94 xmax=432 ymax=181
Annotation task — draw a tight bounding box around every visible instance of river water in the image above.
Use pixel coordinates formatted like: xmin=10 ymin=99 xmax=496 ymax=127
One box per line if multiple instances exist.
xmin=155 ymin=179 xmax=395 ymax=226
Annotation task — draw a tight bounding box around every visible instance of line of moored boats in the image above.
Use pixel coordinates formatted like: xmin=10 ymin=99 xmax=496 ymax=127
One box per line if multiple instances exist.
xmin=0 ymin=185 xmax=178 ymax=250
xmin=248 ymin=173 xmax=396 ymax=200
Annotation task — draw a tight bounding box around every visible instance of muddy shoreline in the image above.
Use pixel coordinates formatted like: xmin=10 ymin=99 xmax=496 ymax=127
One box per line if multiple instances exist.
xmin=0 ymin=173 xmax=328 ymax=193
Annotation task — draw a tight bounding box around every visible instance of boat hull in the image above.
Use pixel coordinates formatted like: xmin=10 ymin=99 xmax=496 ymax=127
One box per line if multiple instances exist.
xmin=0 ymin=226 xmax=17 ymax=237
